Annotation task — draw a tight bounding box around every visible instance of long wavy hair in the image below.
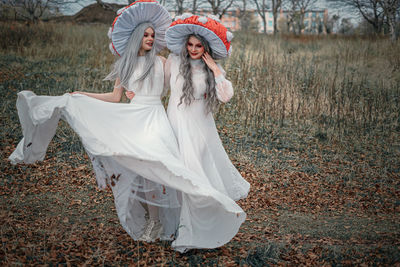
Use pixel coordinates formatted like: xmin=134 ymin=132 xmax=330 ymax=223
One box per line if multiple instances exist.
xmin=105 ymin=22 xmax=157 ymax=89
xmin=178 ymin=34 xmax=219 ymax=114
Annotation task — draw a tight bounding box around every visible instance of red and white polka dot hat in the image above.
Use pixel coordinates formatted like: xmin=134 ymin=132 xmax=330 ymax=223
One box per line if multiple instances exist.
xmin=166 ymin=13 xmax=233 ymax=59
xmin=108 ymin=0 xmax=171 ymax=56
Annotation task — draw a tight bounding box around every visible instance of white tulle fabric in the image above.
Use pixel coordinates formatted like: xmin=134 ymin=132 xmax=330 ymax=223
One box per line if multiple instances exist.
xmin=165 ymin=54 xmax=250 ymax=201
xmin=8 ymin=56 xmax=246 ymax=252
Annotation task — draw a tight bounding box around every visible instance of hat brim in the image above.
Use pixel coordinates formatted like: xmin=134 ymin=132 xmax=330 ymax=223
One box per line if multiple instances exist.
xmin=111 ymin=2 xmax=171 ymax=56
xmin=166 ymin=24 xmax=229 ymax=59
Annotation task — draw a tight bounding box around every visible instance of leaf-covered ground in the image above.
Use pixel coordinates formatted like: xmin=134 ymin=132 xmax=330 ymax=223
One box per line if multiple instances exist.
xmin=1 ymin=52 xmax=400 ymax=266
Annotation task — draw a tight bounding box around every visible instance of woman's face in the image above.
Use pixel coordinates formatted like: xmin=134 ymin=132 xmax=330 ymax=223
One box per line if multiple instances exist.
xmin=186 ymin=36 xmax=204 ymax=60
xmin=141 ymin=27 xmax=155 ymax=51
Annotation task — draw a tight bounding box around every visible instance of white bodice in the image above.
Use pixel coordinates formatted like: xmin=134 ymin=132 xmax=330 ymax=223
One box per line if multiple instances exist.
xmin=165 ymin=54 xmax=234 ymax=103
xmin=168 ymin=56 xmax=207 ymax=100
xmin=128 ymin=56 xmax=164 ymax=96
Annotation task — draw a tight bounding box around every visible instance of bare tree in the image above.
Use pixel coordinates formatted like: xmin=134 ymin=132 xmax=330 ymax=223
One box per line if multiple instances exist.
xmin=157 ymin=0 xmax=203 ymax=15
xmin=128 ymin=0 xmax=166 ymax=7
xmin=328 ymin=0 xmax=400 ymax=39
xmin=378 ymin=0 xmax=400 ymax=40
xmin=286 ymin=0 xmax=299 ymax=34
xmin=327 ymin=0 xmax=385 ymax=34
xmin=354 ymin=0 xmax=385 ymax=33
xmin=271 ymin=0 xmax=283 ymax=34
xmin=206 ymin=0 xmax=235 ymax=19
xmin=252 ymin=0 xmax=285 ymax=34
xmin=325 ymin=13 xmax=340 ymax=34
xmin=4 ymin=0 xmax=51 ymax=21
xmin=174 ymin=0 xmax=185 ymax=14
xmin=237 ymin=0 xmax=256 ymax=31
xmin=253 ymin=0 xmax=268 ymax=33
xmin=3 ymin=0 xmax=78 ymax=22
xmin=237 ymin=0 xmax=247 ymax=24
xmin=339 ymin=17 xmax=355 ymax=34
xmin=286 ymin=0 xmax=317 ymax=34
xmin=191 ymin=0 xmax=200 ymax=13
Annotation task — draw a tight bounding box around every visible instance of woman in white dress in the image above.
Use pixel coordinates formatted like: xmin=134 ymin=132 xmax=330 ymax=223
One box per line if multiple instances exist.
xmin=164 ymin=14 xmax=250 ymax=201
xmin=9 ymin=1 xmax=246 ymax=252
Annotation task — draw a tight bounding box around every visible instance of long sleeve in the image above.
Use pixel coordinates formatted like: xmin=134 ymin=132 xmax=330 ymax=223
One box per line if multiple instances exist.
xmin=214 ymin=64 xmax=233 ymax=103
xmin=162 ymin=55 xmax=173 ymax=97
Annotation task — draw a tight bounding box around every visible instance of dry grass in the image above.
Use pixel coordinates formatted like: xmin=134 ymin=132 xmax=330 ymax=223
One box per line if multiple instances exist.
xmin=221 ymin=32 xmax=400 ymax=143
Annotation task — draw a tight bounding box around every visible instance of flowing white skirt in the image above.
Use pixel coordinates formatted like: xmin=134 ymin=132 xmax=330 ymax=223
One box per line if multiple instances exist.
xmin=167 ymin=97 xmax=250 ymax=201
xmin=9 ymin=91 xmax=246 ymax=252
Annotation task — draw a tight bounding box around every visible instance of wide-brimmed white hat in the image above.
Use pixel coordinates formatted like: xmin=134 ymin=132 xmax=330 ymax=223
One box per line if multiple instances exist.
xmin=108 ymin=0 xmax=171 ymax=56
xmin=166 ymin=13 xmax=233 ymax=59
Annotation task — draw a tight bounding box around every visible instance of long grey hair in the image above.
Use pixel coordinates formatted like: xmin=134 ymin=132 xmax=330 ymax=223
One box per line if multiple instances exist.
xmin=105 ymin=22 xmax=157 ymax=89
xmin=178 ymin=34 xmax=219 ymax=114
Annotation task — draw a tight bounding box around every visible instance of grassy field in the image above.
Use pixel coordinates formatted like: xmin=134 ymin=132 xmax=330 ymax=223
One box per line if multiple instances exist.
xmin=1 ymin=22 xmax=400 ymax=265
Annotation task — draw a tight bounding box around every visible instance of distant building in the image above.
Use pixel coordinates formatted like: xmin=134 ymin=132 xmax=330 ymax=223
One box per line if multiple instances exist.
xmin=218 ymin=10 xmax=242 ymax=31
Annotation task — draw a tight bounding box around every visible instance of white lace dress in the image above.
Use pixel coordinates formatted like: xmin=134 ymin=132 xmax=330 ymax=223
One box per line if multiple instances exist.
xmin=9 ymin=56 xmax=246 ymax=252
xmin=166 ymin=54 xmax=250 ymax=201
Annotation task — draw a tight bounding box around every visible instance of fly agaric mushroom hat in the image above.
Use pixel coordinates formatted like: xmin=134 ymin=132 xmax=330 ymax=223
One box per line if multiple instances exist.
xmin=108 ymin=0 xmax=172 ymax=56
xmin=166 ymin=13 xmax=233 ymax=59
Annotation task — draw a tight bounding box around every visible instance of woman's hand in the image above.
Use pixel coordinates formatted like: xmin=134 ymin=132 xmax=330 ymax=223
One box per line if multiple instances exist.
xmin=202 ymin=52 xmax=222 ymax=77
xmin=125 ymin=91 xmax=135 ymax=100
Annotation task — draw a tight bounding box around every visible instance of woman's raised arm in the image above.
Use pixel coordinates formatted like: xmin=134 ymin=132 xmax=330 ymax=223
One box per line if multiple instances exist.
xmin=71 ymin=77 xmax=124 ymax=103
xmin=202 ymin=52 xmax=233 ymax=103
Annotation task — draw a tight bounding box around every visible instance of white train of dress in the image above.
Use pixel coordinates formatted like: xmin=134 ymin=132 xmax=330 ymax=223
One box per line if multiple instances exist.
xmin=166 ymin=54 xmax=250 ymax=201
xmin=9 ymin=56 xmax=246 ymax=252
